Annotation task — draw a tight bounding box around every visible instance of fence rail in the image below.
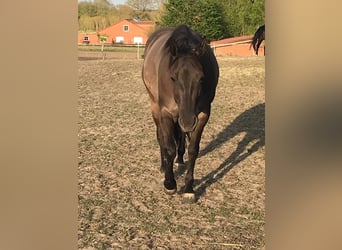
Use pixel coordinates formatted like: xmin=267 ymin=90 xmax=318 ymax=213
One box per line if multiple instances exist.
xmin=78 ymin=43 xmax=146 ymax=48
xmin=210 ymin=39 xmax=252 ymax=49
xmin=78 ymin=43 xmax=146 ymax=60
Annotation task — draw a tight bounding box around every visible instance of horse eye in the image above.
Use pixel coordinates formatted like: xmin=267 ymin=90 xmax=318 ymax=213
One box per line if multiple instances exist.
xmin=171 ymin=76 xmax=176 ymax=81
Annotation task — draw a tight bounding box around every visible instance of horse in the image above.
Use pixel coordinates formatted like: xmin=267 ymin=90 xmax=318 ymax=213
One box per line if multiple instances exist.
xmin=142 ymin=24 xmax=219 ymax=203
xmin=251 ymin=24 xmax=265 ymax=56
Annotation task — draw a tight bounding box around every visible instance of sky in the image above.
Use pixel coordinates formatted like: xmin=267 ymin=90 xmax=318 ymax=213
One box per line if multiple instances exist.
xmin=108 ymin=0 xmax=126 ymax=4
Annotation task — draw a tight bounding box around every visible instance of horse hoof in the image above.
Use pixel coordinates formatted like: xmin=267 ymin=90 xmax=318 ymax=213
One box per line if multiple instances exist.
xmin=164 ymin=187 xmax=177 ymax=195
xmin=182 ymin=193 xmax=196 ymax=203
xmin=163 ymin=179 xmax=176 ymax=194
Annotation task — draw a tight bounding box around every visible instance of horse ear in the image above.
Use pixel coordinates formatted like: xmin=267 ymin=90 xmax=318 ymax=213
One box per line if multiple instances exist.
xmin=196 ymin=37 xmax=208 ymax=55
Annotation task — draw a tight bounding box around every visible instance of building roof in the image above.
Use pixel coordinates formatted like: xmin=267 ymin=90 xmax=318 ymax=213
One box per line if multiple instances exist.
xmin=101 ymin=19 xmax=155 ymax=33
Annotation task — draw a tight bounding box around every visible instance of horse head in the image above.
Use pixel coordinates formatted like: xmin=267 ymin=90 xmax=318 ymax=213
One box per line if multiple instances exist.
xmin=167 ymin=29 xmax=207 ymax=132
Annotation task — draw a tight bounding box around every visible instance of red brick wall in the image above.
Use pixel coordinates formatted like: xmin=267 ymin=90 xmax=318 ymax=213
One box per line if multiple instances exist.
xmin=77 ymin=33 xmax=99 ymax=45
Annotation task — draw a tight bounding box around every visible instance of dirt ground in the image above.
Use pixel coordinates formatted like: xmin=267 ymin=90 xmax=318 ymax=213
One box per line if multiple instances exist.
xmin=78 ymin=51 xmax=265 ymax=249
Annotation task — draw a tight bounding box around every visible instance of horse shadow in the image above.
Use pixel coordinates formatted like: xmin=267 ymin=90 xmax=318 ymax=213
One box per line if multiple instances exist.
xmin=175 ymin=103 xmax=265 ymax=199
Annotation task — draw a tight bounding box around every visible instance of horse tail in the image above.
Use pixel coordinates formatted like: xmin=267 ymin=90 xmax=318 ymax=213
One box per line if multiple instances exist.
xmin=251 ymin=25 xmax=265 ymax=55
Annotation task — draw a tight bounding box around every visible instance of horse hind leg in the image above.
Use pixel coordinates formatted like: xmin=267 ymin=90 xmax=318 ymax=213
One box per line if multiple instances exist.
xmin=151 ymin=112 xmax=166 ymax=173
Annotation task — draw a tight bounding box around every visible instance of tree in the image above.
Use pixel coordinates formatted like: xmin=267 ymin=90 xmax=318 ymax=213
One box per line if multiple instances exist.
xmin=98 ymin=34 xmax=108 ymax=60
xmin=78 ymin=2 xmax=98 ymax=17
xmin=94 ymin=0 xmax=112 ymax=16
xmin=127 ymin=0 xmax=164 ymax=11
xmin=193 ymin=1 xmax=229 ymax=40
xmin=126 ymin=0 xmax=162 ymax=20
xmin=159 ymin=0 xmax=228 ymax=41
xmin=127 ymin=0 xmax=152 ymax=11
xmin=220 ymin=0 xmax=264 ymax=36
xmin=78 ymin=1 xmax=124 ymax=32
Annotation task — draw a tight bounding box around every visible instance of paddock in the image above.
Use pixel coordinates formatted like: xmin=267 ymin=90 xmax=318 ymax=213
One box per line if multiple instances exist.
xmin=78 ymin=51 xmax=265 ymax=249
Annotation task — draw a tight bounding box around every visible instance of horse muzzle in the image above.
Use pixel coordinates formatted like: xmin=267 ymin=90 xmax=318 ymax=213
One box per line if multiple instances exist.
xmin=178 ymin=115 xmax=198 ymax=132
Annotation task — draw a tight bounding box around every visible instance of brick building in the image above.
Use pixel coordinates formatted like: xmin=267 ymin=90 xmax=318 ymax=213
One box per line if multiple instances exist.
xmin=78 ymin=19 xmax=155 ymax=45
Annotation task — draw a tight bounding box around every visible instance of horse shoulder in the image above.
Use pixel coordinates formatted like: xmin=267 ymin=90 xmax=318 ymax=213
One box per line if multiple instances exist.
xmin=160 ymin=103 xmax=179 ymax=122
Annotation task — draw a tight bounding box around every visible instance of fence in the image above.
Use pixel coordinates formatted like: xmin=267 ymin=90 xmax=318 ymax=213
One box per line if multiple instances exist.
xmin=78 ymin=44 xmax=146 ymax=60
xmin=211 ymin=39 xmax=265 ymax=56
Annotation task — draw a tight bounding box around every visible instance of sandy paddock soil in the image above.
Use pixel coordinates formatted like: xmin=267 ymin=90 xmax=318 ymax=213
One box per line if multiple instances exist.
xmin=78 ymin=51 xmax=265 ymax=249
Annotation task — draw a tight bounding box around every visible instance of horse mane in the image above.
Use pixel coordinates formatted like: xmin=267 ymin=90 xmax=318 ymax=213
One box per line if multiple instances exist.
xmin=251 ymin=24 xmax=265 ymax=54
xmin=145 ymin=27 xmax=174 ymax=51
xmin=165 ymin=24 xmax=204 ymax=56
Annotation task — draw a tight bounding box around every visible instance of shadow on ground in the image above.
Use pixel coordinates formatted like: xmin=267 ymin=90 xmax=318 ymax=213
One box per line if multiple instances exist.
xmin=175 ymin=103 xmax=265 ymax=200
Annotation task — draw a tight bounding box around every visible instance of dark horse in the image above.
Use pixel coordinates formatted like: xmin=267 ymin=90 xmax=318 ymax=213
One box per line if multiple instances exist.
xmin=251 ymin=24 xmax=265 ymax=56
xmin=142 ymin=25 xmax=219 ymax=202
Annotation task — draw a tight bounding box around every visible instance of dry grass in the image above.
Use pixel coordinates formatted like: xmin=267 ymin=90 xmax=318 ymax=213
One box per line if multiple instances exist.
xmin=78 ymin=51 xmax=265 ymax=249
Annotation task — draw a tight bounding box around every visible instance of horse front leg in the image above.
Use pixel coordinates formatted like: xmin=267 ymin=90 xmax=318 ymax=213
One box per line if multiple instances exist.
xmin=158 ymin=111 xmax=177 ymax=194
xmin=183 ymin=112 xmax=209 ymax=203
xmin=174 ymin=122 xmax=186 ymax=165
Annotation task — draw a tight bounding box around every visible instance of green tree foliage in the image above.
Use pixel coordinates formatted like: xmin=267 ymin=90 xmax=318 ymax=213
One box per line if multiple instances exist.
xmin=126 ymin=0 xmax=164 ymax=20
xmin=78 ymin=0 xmax=264 ymax=38
xmin=78 ymin=2 xmax=98 ymax=18
xmin=221 ymin=0 xmax=264 ymax=36
xmin=78 ymin=1 xmax=123 ymax=32
xmin=159 ymin=0 xmax=264 ymax=39
xmin=159 ymin=0 xmax=228 ymax=41
xmin=78 ymin=0 xmax=159 ymax=32
xmin=127 ymin=0 xmax=154 ymax=11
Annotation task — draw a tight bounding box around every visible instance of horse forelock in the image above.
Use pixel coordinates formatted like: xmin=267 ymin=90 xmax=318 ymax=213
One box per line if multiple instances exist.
xmin=166 ymin=25 xmax=202 ymax=56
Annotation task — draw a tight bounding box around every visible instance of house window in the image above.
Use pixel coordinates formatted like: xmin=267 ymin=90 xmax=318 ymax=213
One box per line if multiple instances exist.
xmin=83 ymin=36 xmax=90 ymax=44
xmin=123 ymin=25 xmax=129 ymax=32
xmin=133 ymin=37 xmax=143 ymax=44
xmin=116 ymin=36 xmax=124 ymax=43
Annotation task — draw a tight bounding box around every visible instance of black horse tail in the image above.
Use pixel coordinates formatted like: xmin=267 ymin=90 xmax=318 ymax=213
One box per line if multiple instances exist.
xmin=251 ymin=24 xmax=265 ymax=55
